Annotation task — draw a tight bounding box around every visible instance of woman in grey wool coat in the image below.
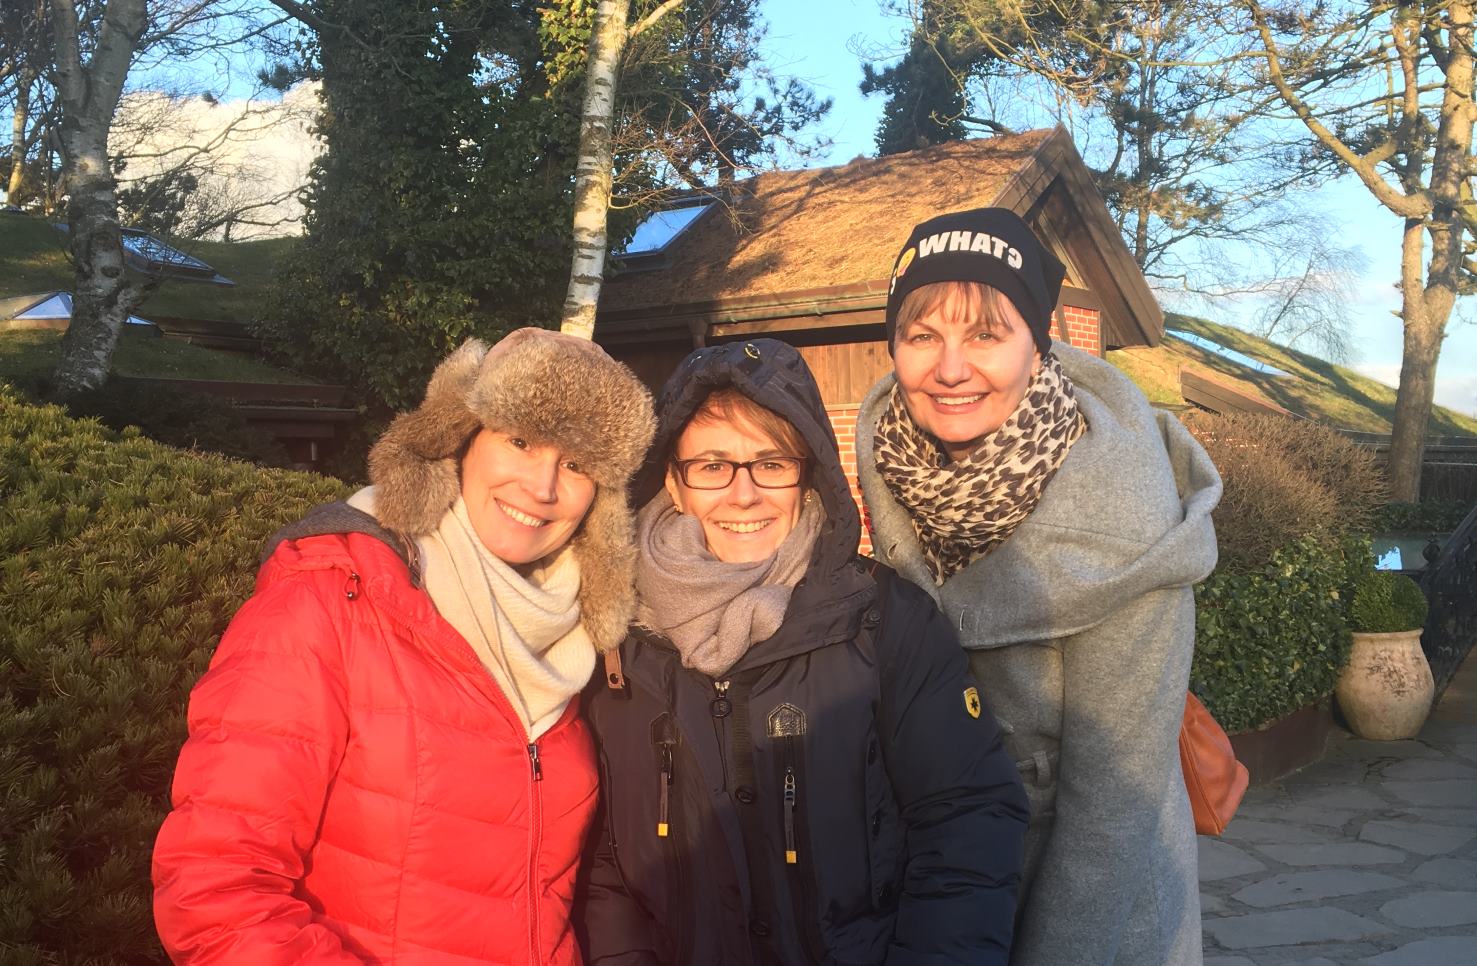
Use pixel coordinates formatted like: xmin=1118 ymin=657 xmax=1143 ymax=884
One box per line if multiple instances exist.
xmin=856 ymin=207 xmax=1223 ymax=965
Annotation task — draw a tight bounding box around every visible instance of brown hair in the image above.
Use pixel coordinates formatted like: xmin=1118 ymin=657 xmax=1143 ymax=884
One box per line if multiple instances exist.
xmin=893 ymin=281 xmax=1022 ymax=346
xmin=681 ymin=388 xmax=811 ymax=462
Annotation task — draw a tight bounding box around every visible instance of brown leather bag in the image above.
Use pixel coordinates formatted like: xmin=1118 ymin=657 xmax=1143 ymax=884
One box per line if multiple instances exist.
xmin=1180 ymin=692 xmax=1249 ymax=836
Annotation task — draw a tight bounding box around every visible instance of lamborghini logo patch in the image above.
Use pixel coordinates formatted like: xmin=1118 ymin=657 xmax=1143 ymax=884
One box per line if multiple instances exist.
xmin=964 ymin=686 xmax=982 ymax=719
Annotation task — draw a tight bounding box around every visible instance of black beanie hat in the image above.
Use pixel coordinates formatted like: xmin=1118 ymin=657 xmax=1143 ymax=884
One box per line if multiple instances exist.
xmin=884 ymin=207 xmax=1067 ymax=356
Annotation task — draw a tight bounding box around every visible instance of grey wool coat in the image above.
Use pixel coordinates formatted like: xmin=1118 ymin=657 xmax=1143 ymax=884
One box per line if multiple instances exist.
xmin=857 ymin=344 xmax=1222 ymax=966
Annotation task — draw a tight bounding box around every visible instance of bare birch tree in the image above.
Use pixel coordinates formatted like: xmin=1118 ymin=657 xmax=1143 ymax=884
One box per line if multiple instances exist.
xmin=44 ymin=0 xmax=282 ymax=397
xmin=1228 ymin=0 xmax=1476 ymax=500
xmin=560 ymin=0 xmax=682 ymax=340
xmin=46 ymin=0 xmax=156 ymax=399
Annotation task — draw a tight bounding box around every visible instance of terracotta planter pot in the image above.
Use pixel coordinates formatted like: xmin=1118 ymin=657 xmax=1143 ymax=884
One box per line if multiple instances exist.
xmin=1335 ymin=630 xmax=1435 ymax=740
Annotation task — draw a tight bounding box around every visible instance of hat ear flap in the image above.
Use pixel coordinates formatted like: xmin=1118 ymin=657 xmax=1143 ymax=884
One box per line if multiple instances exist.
xmin=369 ymin=339 xmax=488 ymax=535
xmin=570 ymin=488 xmax=637 ymax=653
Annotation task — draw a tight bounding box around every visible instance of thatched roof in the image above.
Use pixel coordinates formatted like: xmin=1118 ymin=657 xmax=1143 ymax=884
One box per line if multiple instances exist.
xmin=601 ymin=129 xmax=1054 ymax=311
xmin=597 ymin=127 xmax=1163 ymax=350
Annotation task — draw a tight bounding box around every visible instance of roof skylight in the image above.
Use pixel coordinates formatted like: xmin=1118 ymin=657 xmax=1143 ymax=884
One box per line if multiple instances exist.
xmin=1167 ymin=329 xmax=1291 ymax=378
xmin=52 ymin=223 xmax=233 ymax=285
xmin=119 ymin=229 xmax=223 ymax=280
xmin=617 ymin=202 xmax=713 ymax=257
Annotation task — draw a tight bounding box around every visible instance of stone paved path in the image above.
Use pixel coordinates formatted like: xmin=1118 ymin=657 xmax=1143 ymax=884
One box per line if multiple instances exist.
xmin=1201 ymin=652 xmax=1477 ymax=965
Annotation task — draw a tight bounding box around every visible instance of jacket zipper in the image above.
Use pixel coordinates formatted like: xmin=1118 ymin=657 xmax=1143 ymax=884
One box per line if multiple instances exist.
xmin=782 ymin=736 xmax=825 ymax=964
xmin=527 ymin=740 xmax=544 ymax=964
xmin=651 ymin=713 xmax=692 ymax=965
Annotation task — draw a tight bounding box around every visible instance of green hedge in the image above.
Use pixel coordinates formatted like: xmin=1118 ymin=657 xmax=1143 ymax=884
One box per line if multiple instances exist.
xmin=0 ymin=386 xmax=347 ymax=964
xmin=1372 ymin=500 xmax=1473 ymax=533
xmin=66 ymin=379 xmax=292 ymax=468
xmin=1191 ymin=537 xmax=1371 ymax=733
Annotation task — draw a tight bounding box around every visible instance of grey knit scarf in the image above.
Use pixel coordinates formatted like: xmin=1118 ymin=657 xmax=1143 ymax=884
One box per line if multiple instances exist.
xmin=874 ymin=352 xmax=1085 ymax=583
xmin=635 ymin=491 xmax=824 ymax=677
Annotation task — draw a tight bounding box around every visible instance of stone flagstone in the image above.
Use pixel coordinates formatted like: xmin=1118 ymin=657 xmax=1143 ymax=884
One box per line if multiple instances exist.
xmin=1222 ymin=818 xmax=1336 ymax=845
xmin=1199 ymin=838 xmax=1266 ymax=881
xmin=1254 ymin=843 xmax=1406 ymax=867
xmin=1377 ymin=889 xmax=1477 ymax=928
xmin=1230 ymin=871 xmax=1405 ymax=909
xmin=1358 ymin=819 xmax=1476 ymax=855
xmin=1233 ymin=804 xmax=1358 ymax=829
xmin=1291 ymin=787 xmax=1391 ymax=811
xmin=1390 ymin=805 xmax=1477 ymax=825
xmin=1202 ymin=907 xmax=1387 ymax=949
xmin=1411 ymin=856 xmax=1477 ymax=888
xmin=1383 ymin=779 xmax=1477 ymax=807
xmin=1380 ymin=757 xmax=1477 ymax=781
xmin=1203 ymin=647 xmax=1477 ymax=963
xmin=1359 ymin=936 xmax=1477 ymax=965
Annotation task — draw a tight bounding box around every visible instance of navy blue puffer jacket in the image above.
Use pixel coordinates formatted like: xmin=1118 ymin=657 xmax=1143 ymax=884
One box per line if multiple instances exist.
xmin=576 ymin=339 xmax=1029 ymax=966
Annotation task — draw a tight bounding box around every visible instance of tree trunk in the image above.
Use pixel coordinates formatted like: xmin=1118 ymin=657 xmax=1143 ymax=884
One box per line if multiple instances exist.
xmin=1387 ymin=306 xmax=1442 ymax=502
xmin=46 ymin=0 xmax=150 ymax=399
xmin=559 ymin=0 xmax=631 ymax=341
xmin=50 ymin=137 xmax=141 ymax=398
xmin=1387 ymin=0 xmax=1475 ymax=501
xmin=8 ymin=68 xmax=34 ymax=203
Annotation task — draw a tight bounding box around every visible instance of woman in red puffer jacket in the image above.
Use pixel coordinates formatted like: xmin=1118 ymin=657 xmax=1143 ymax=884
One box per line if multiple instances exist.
xmin=152 ymin=330 xmax=653 ymax=964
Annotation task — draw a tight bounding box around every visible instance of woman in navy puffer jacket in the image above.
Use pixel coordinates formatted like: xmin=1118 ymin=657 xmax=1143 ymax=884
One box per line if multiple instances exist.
xmin=577 ymin=338 xmax=1029 ymax=966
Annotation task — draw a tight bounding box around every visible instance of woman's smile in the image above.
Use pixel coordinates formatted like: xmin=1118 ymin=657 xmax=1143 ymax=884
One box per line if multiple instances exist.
xmin=495 ymin=499 xmax=548 ymax=528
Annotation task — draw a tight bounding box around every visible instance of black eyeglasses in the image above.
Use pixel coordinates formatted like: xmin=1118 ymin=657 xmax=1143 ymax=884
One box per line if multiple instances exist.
xmin=671 ymin=456 xmax=806 ymax=490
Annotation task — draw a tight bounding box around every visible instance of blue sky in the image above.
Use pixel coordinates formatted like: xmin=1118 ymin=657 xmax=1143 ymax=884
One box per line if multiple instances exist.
xmin=759 ymin=0 xmax=1477 ymax=418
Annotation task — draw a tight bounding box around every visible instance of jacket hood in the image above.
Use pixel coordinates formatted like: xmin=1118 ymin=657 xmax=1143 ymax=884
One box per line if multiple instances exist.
xmin=637 ymin=339 xmax=873 ymax=662
xmin=858 ymin=344 xmax=1222 ymax=647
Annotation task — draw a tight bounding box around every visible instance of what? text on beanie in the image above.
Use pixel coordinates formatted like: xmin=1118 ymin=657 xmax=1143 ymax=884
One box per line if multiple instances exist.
xmin=883 ymin=207 xmax=1067 ymax=355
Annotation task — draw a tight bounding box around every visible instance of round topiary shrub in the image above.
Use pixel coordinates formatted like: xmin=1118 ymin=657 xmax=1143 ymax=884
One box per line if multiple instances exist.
xmin=0 ymin=385 xmax=348 ymax=963
xmin=1349 ymin=571 xmax=1430 ymax=633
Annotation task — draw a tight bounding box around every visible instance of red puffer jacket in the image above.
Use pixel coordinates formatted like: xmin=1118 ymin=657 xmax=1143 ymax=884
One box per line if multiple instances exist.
xmin=152 ymin=531 xmax=598 ymax=964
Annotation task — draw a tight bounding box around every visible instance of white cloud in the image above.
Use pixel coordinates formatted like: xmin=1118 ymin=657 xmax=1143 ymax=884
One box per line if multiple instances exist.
xmin=111 ymin=83 xmax=321 ymax=240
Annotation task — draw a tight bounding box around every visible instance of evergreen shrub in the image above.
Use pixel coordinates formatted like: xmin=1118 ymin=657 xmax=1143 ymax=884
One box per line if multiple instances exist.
xmin=66 ymin=379 xmax=291 ymax=468
xmin=1372 ymin=499 xmax=1473 ymax=533
xmin=1349 ymin=571 xmax=1430 ymax=633
xmin=1185 ymin=412 xmax=1384 ymax=732
xmin=0 ymin=386 xmax=346 ymax=963
xmin=1191 ymin=537 xmax=1370 ymax=733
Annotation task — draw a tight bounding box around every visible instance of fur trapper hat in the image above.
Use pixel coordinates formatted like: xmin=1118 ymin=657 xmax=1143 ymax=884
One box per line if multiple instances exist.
xmin=368 ymin=327 xmax=655 ymax=650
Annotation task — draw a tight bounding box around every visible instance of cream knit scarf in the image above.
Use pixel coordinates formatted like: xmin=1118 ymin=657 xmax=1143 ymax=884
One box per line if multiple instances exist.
xmin=873 ymin=353 xmax=1086 ymax=583
xmin=635 ymin=491 xmax=823 ymax=677
xmin=348 ymin=487 xmax=595 ymax=740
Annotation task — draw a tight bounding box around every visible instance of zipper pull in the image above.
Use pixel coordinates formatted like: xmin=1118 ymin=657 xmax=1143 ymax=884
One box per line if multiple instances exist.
xmin=710 ymin=680 xmax=732 ymax=718
xmin=657 ymin=745 xmax=673 ymax=837
xmin=527 ymin=743 xmax=543 ymax=782
xmin=783 ymin=765 xmax=798 ymax=864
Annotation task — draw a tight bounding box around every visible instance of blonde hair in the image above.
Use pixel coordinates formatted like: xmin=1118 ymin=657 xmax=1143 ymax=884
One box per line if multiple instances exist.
xmin=893 ymin=281 xmax=1022 ymax=345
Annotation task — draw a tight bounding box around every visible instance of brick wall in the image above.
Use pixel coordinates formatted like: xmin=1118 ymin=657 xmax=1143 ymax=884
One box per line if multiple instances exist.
xmin=827 ymin=404 xmax=871 ymax=557
xmin=1054 ymin=304 xmax=1102 ymax=355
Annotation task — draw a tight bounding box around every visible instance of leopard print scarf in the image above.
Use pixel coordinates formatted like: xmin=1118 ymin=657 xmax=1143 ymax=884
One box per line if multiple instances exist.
xmin=874 ymin=353 xmax=1086 ymax=583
